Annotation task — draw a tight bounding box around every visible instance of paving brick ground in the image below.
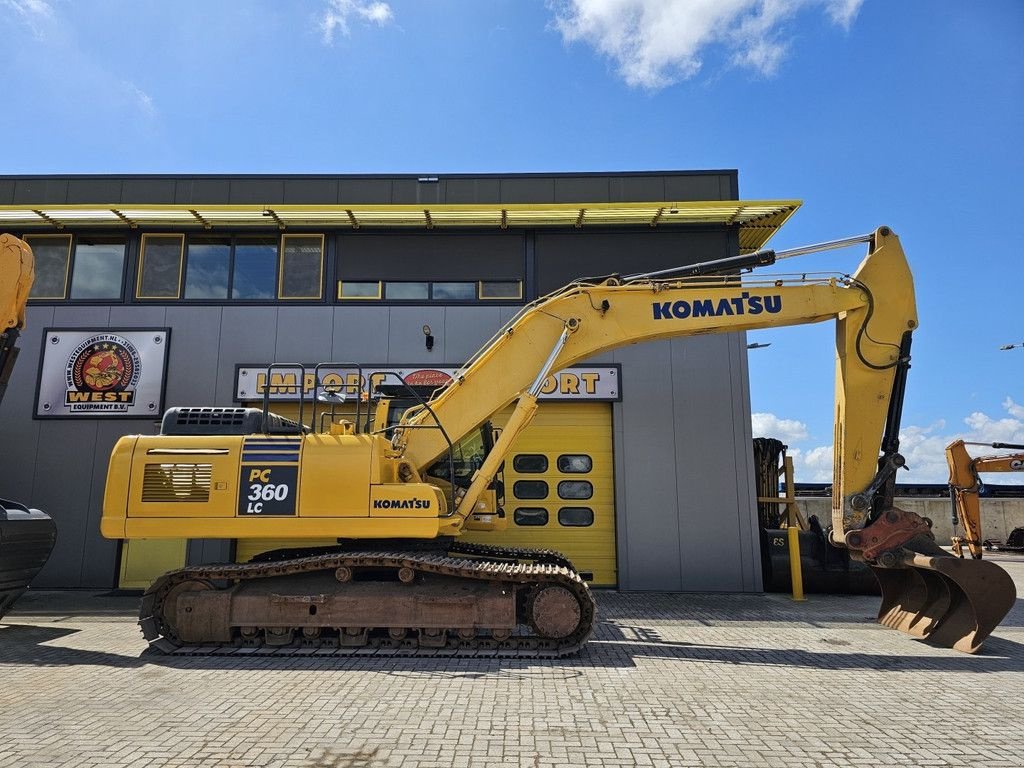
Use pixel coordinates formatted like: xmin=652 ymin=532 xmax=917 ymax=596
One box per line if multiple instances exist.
xmin=2 ymin=556 xmax=1023 ymax=768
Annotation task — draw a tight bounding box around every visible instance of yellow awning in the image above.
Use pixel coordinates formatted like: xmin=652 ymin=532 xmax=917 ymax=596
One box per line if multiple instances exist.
xmin=0 ymin=200 xmax=800 ymax=253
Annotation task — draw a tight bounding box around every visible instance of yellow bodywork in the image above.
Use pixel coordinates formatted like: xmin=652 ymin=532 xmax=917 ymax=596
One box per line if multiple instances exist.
xmin=102 ymin=227 xmax=916 ymax=548
xmin=0 ymin=234 xmax=33 ymax=333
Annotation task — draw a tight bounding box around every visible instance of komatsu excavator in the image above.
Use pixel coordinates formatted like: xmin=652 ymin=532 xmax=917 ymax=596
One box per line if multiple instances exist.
xmin=101 ymin=226 xmax=1016 ymax=656
xmin=947 ymin=439 xmax=1024 ymax=558
xmin=0 ymin=234 xmax=57 ymax=619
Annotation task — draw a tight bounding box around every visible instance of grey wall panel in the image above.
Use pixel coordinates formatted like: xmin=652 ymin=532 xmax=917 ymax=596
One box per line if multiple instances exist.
xmin=727 ymin=333 xmax=762 ymax=591
xmin=338 ymin=233 xmax=525 ymax=281
xmin=187 ymin=539 xmax=233 ymax=566
xmin=445 ymin=178 xmax=501 ymax=204
xmin=387 ymin=307 xmax=447 ymax=363
xmin=535 ymin=230 xmax=731 ymax=293
xmin=665 ymin=174 xmax=734 ymax=202
xmin=274 ymin=308 xmax=335 ymax=363
xmin=668 ymin=335 xmax=746 ymax=591
xmin=339 ymin=179 xmax=391 ymax=204
xmin=609 ymin=176 xmax=665 ymax=202
xmin=229 ymin=179 xmax=285 ymax=204
xmin=443 ymin=307 xmax=504 ymax=363
xmin=66 ymin=178 xmax=123 ymax=203
xmin=0 ymin=306 xmax=54 ymax=503
xmin=108 ymin=306 xmax=168 ymax=327
xmin=28 ymin=420 xmax=99 ymax=587
xmin=392 ymin=179 xmax=443 ymax=205
xmin=0 ymin=179 xmax=14 ymax=204
xmin=13 ymin=178 xmax=68 ymax=204
xmin=175 ymin=178 xmax=231 ymax=204
xmin=610 ymin=342 xmax=682 ymax=590
xmin=120 ymin=178 xmax=176 ymax=204
xmin=500 ymin=178 xmax=555 ymax=204
xmin=52 ymin=306 xmax=112 ymax=327
xmin=79 ymin=421 xmax=128 ymax=588
xmin=283 ymin=179 xmax=339 ymax=204
xmin=554 ymin=177 xmax=610 ymax=203
xmin=215 ymin=308 xmax=280 ymax=404
xmin=332 ymin=307 xmax=390 ymax=363
xmin=164 ymin=306 xmax=222 ymax=406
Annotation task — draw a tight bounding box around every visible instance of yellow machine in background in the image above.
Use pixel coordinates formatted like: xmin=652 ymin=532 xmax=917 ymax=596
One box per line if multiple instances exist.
xmin=947 ymin=439 xmax=1024 ymax=558
xmin=101 ymin=226 xmax=1016 ymax=656
xmin=0 ymin=234 xmax=57 ymax=619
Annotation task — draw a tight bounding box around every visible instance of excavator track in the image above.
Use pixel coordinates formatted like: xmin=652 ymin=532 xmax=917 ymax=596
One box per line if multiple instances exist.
xmin=139 ymin=544 xmax=595 ymax=658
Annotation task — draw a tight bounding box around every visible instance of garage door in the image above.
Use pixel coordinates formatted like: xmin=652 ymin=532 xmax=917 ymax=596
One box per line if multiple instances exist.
xmin=235 ymin=401 xmax=617 ymax=587
xmin=463 ymin=402 xmax=617 ymax=587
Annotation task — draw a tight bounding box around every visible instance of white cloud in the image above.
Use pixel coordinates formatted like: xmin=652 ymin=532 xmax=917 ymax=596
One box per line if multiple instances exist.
xmin=2 ymin=0 xmax=56 ymax=38
xmin=752 ymin=411 xmax=808 ymax=443
xmin=124 ymin=82 xmax=156 ymax=117
xmin=787 ymin=400 xmax=1024 ymax=485
xmin=549 ymin=0 xmax=863 ymax=89
xmin=320 ymin=0 xmax=394 ymax=44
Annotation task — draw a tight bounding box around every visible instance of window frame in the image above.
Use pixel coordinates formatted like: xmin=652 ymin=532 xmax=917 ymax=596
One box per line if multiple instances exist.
xmin=278 ymin=233 xmax=325 ymax=301
xmin=136 ymin=233 xmax=185 ymax=300
xmin=23 ymin=233 xmax=73 ymax=300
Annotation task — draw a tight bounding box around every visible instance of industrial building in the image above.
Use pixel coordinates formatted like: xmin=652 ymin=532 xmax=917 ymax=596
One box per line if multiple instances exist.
xmin=0 ymin=171 xmax=799 ymax=592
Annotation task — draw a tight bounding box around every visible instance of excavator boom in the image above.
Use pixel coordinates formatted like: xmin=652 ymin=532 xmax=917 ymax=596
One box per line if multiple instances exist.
xmin=947 ymin=439 xmax=1024 ymax=558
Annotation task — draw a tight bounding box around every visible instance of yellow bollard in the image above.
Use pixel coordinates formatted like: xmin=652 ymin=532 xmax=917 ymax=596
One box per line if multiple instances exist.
xmin=787 ymin=525 xmax=806 ymax=601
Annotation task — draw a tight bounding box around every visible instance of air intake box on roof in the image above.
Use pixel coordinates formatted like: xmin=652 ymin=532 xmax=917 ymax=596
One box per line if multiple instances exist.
xmin=160 ymin=407 xmax=303 ymax=436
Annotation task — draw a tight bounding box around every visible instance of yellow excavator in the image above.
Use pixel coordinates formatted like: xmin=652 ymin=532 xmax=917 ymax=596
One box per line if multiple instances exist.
xmin=947 ymin=439 xmax=1024 ymax=558
xmin=100 ymin=226 xmax=1016 ymax=656
xmin=0 ymin=234 xmax=57 ymax=619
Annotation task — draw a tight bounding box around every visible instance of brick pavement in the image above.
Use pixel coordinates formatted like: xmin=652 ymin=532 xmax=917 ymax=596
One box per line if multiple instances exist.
xmin=1 ymin=557 xmax=1022 ymax=768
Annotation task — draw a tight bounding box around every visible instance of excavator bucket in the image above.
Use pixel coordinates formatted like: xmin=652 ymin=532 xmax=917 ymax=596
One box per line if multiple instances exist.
xmin=0 ymin=499 xmax=56 ymax=620
xmin=871 ymin=534 xmax=1016 ymax=653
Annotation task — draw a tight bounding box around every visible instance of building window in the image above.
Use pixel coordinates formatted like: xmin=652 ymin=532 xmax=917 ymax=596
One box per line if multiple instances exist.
xmin=432 ymin=282 xmax=475 ymax=301
xmin=557 ymin=454 xmax=592 ymax=473
xmin=479 ymin=281 xmax=522 ymax=300
xmin=558 ymin=480 xmax=593 ymax=500
xmin=338 ymin=281 xmax=382 ymax=300
xmin=279 ymin=234 xmax=324 ymax=300
xmin=558 ymin=507 xmax=594 ymax=527
xmin=513 ymin=454 xmax=548 ymax=473
xmin=137 ymin=234 xmax=184 ymax=299
xmin=231 ymin=237 xmax=277 ymax=300
xmin=69 ymin=237 xmax=126 ymax=300
xmin=24 ymin=234 xmax=72 ymax=299
xmin=513 ymin=508 xmax=549 ymax=527
xmin=385 ymin=282 xmax=429 ymax=300
xmin=513 ymin=480 xmax=548 ymax=500
xmin=183 ymin=237 xmax=230 ymax=299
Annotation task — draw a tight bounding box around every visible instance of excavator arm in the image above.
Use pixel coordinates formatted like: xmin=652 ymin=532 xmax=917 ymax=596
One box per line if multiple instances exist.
xmin=0 ymin=234 xmax=35 ymax=406
xmin=396 ymin=226 xmax=1015 ymax=652
xmin=947 ymin=439 xmax=1024 ymax=558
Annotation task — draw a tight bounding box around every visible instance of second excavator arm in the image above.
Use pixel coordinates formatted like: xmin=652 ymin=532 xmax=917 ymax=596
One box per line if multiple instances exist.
xmin=947 ymin=439 xmax=1024 ymax=558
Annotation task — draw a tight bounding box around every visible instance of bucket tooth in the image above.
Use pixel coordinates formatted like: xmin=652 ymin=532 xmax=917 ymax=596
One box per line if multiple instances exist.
xmin=871 ymin=535 xmax=1016 ymax=654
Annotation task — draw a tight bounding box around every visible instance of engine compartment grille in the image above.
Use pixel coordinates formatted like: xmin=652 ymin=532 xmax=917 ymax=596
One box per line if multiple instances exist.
xmin=142 ymin=463 xmax=213 ymax=503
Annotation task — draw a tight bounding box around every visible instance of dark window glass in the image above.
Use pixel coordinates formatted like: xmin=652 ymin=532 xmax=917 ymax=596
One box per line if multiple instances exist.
xmin=480 ymin=280 xmax=522 ymax=299
xmin=386 ymin=282 xmax=428 ymax=300
xmin=25 ymin=235 xmax=71 ymax=298
xmin=557 ymin=454 xmax=592 ymax=473
xmin=281 ymin=235 xmax=323 ymax=299
xmin=558 ymin=480 xmax=593 ymax=500
xmin=558 ymin=507 xmax=594 ymax=527
xmin=231 ymin=238 xmax=277 ymax=300
xmin=514 ymin=508 xmax=548 ymax=526
xmin=69 ymin=238 xmax=126 ymax=300
xmin=338 ymin=281 xmax=381 ymax=299
xmin=432 ymin=282 xmax=475 ymax=301
xmin=138 ymin=235 xmax=183 ymax=298
xmin=513 ymin=454 xmax=548 ymax=473
xmin=184 ymin=238 xmax=230 ymax=299
xmin=513 ymin=480 xmax=548 ymax=500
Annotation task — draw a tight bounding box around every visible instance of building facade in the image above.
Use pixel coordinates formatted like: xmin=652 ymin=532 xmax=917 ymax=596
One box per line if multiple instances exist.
xmin=0 ymin=171 xmax=799 ymax=592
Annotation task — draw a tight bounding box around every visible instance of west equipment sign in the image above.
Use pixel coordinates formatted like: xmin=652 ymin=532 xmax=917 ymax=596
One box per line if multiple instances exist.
xmin=35 ymin=328 xmax=170 ymax=419
xmin=234 ymin=365 xmax=621 ymax=402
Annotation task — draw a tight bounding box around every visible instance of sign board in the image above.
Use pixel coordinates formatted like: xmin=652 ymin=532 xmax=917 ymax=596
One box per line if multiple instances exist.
xmin=35 ymin=328 xmax=170 ymax=419
xmin=234 ymin=364 xmax=621 ymax=403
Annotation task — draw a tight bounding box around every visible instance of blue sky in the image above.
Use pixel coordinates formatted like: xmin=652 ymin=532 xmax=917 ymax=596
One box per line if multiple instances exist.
xmin=1 ymin=0 xmax=1021 ymax=482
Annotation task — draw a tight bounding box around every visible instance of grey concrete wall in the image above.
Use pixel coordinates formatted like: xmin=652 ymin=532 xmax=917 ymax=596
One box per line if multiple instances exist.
xmin=798 ymin=497 xmax=1024 ymax=547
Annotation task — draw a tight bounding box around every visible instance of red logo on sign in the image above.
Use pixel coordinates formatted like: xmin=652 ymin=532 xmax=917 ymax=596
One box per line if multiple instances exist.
xmin=403 ymin=369 xmax=452 ymax=388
